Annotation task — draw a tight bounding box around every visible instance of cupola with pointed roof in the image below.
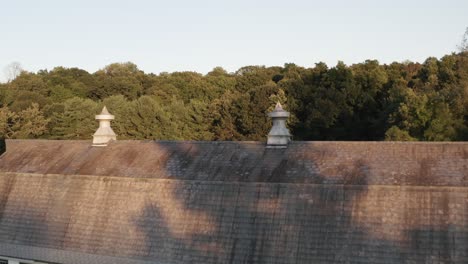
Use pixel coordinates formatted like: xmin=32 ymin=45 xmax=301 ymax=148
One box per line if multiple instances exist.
xmin=93 ymin=106 xmax=116 ymax=146
xmin=267 ymin=102 xmax=291 ymax=147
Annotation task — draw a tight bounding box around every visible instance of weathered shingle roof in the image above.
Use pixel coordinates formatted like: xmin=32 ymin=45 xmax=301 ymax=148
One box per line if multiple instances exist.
xmin=0 ymin=140 xmax=467 ymax=263
xmin=1 ymin=140 xmax=467 ymax=186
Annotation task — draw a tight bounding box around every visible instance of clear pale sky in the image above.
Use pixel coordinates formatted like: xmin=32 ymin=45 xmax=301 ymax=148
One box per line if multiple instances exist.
xmin=1 ymin=0 xmax=467 ymax=81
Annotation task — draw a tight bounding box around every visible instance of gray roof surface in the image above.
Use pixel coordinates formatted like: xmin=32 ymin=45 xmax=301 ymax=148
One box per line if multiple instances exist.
xmin=1 ymin=140 xmax=467 ymax=186
xmin=0 ymin=140 xmax=467 ymax=263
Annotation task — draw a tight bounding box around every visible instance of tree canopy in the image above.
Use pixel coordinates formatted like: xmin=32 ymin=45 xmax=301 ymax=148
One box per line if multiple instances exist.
xmin=1 ymin=53 xmax=467 ymax=141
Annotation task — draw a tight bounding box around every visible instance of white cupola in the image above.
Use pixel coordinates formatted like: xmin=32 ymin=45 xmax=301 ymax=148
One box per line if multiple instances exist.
xmin=267 ymin=102 xmax=291 ymax=148
xmin=92 ymin=106 xmax=116 ymax=146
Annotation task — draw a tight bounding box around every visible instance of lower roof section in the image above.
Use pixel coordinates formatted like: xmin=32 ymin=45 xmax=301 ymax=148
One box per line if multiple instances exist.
xmin=0 ymin=172 xmax=467 ymax=263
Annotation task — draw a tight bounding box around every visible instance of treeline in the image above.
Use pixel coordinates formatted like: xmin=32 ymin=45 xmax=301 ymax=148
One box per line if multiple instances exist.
xmin=1 ymin=52 xmax=467 ymax=141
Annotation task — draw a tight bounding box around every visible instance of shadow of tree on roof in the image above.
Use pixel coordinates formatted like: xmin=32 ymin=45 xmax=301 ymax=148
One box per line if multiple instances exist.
xmin=0 ymin=173 xmax=70 ymax=251
xmin=129 ymin=142 xmax=468 ymax=263
xmin=130 ymin=142 xmax=404 ymax=263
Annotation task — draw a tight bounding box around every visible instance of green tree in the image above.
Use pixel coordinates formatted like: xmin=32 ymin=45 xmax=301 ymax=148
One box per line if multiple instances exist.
xmin=209 ymin=90 xmax=242 ymax=140
xmin=0 ymin=104 xmax=48 ymax=139
xmin=423 ymin=102 xmax=457 ymax=141
xmin=92 ymin=62 xmax=145 ymax=100
xmin=8 ymin=71 xmax=49 ymax=96
xmin=51 ymin=97 xmax=99 ymax=139
xmin=102 ymin=95 xmax=133 ymax=139
xmin=230 ymin=82 xmax=283 ymax=140
xmin=385 ymin=126 xmax=416 ymax=141
xmin=43 ymin=67 xmax=95 ymax=98
xmin=0 ymin=107 xmax=15 ymax=138
xmin=49 ymin=84 xmax=75 ymax=102
xmin=8 ymin=90 xmax=50 ymax=112
xmin=388 ymin=90 xmax=431 ymax=140
xmin=10 ymin=103 xmax=49 ymax=139
xmin=126 ymin=96 xmax=172 ymax=139
xmin=176 ymin=99 xmax=214 ymax=140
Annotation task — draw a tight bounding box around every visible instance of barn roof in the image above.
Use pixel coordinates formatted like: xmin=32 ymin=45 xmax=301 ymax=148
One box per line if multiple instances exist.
xmin=2 ymin=139 xmax=467 ymax=186
xmin=0 ymin=140 xmax=467 ymax=263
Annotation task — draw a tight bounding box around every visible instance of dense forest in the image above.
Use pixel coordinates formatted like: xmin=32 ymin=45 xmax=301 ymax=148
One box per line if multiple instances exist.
xmin=1 ymin=51 xmax=467 ymax=141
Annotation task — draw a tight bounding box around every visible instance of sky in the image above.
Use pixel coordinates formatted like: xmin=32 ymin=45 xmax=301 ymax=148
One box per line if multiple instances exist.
xmin=1 ymin=0 xmax=467 ymax=82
